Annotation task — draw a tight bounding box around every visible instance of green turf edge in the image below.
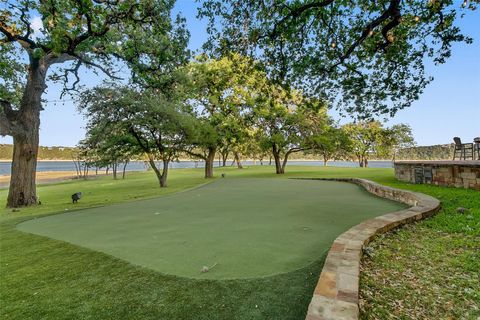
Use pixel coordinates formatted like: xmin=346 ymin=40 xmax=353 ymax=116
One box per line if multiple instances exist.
xmin=15 ymin=177 xmax=367 ymax=281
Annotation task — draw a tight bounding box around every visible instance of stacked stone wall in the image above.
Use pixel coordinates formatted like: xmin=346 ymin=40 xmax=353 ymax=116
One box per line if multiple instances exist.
xmin=394 ymin=161 xmax=480 ymax=190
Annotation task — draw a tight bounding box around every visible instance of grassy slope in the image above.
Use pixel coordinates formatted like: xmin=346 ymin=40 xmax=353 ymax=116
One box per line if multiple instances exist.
xmin=1 ymin=166 xmax=479 ymax=319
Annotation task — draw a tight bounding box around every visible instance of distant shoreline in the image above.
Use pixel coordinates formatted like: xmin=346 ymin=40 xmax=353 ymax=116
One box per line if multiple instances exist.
xmin=0 ymin=159 xmax=396 ymax=162
xmin=0 ymin=170 xmax=83 ymax=188
xmin=0 ymin=158 xmax=455 ymax=162
xmin=0 ymin=159 xmax=74 ymax=162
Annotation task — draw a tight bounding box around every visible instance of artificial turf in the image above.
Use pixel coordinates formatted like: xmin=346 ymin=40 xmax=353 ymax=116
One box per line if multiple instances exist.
xmin=16 ymin=178 xmax=405 ymax=279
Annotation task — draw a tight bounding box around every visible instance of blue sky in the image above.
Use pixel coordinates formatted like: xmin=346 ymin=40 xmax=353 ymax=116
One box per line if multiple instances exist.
xmin=1 ymin=1 xmax=479 ymax=147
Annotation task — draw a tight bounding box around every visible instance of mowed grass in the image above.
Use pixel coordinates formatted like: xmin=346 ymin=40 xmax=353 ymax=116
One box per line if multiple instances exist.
xmin=358 ymin=178 xmax=480 ymax=319
xmin=1 ymin=165 xmax=479 ymax=319
xmin=0 ymin=169 xmax=208 ymax=220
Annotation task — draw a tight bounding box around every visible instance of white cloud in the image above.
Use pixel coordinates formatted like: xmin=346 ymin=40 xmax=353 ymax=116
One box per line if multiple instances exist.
xmin=30 ymin=16 xmax=44 ymax=39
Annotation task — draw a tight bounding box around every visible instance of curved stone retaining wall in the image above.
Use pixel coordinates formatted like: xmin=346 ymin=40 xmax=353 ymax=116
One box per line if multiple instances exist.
xmin=302 ymin=178 xmax=441 ymax=320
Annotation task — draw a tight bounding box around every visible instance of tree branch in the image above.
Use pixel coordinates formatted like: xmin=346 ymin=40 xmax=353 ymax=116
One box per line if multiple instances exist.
xmin=0 ymin=25 xmax=36 ymax=51
xmin=285 ymin=147 xmax=307 ymax=157
xmin=9 ymin=1 xmax=34 ymax=39
xmin=182 ymin=149 xmax=207 ymax=160
xmin=59 ymin=60 xmax=82 ymax=98
xmin=129 ymin=126 xmax=152 ymax=155
xmin=329 ymin=0 xmax=401 ymax=71
xmin=46 ymin=53 xmax=76 ymax=65
xmin=0 ymin=99 xmax=20 ymax=136
xmin=72 ymin=53 xmax=122 ymax=80
xmin=272 ymin=0 xmax=335 ymax=37
xmin=0 ymin=112 xmax=12 ymax=136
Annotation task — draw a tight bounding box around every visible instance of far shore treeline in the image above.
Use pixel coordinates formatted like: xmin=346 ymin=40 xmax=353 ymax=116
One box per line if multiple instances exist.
xmin=0 ymin=143 xmax=455 ymax=162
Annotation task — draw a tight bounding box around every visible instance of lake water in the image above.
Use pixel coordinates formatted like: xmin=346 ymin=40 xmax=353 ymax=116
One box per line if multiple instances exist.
xmin=0 ymin=160 xmax=393 ymax=176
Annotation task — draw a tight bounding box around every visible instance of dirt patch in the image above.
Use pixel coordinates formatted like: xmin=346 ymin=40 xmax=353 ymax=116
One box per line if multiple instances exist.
xmin=0 ymin=171 xmax=101 ymax=188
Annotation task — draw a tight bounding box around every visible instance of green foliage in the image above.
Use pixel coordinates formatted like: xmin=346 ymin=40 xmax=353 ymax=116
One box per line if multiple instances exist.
xmin=343 ymin=121 xmax=415 ymax=166
xmin=185 ymin=53 xmax=266 ymax=154
xmin=382 ymin=123 xmax=416 ymax=159
xmin=78 ymin=122 xmax=137 ymax=174
xmin=199 ymin=0 xmax=475 ymax=118
xmin=308 ymin=125 xmax=352 ymax=164
xmin=0 ymin=0 xmax=189 ymax=101
xmin=0 ymin=42 xmax=23 ymax=106
xmin=78 ymin=83 xmax=198 ymax=186
xmin=253 ymin=82 xmax=330 ymax=172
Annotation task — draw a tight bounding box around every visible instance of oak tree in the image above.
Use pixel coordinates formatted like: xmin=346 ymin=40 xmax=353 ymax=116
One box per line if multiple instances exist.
xmin=79 ymin=85 xmax=196 ymax=188
xmin=185 ymin=53 xmax=265 ymax=177
xmin=254 ymin=84 xmax=329 ymax=174
xmin=0 ymin=0 xmax=188 ymax=206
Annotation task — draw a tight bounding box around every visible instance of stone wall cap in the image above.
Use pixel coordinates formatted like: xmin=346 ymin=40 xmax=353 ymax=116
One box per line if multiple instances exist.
xmin=394 ymin=160 xmax=480 ymax=167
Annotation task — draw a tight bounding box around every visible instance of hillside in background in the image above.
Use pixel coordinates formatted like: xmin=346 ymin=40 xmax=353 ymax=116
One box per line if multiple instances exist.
xmin=0 ymin=144 xmax=78 ymax=160
xmin=395 ymin=144 xmax=454 ymax=160
xmin=0 ymin=144 xmax=455 ymax=161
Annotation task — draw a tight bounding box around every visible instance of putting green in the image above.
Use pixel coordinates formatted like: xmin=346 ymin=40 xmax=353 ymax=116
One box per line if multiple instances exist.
xmin=17 ymin=178 xmax=406 ymax=279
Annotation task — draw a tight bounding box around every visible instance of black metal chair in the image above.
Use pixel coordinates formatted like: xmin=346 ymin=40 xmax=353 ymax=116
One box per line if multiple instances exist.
xmin=453 ymin=137 xmax=473 ymax=160
xmin=474 ymin=137 xmax=480 ymax=160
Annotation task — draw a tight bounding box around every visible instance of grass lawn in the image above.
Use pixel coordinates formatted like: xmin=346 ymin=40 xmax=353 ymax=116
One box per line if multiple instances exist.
xmin=1 ymin=166 xmax=479 ymax=319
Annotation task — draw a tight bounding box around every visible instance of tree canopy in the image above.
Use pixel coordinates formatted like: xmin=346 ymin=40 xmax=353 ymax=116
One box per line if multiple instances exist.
xmin=199 ymin=0 xmax=476 ymax=118
xmin=343 ymin=121 xmax=414 ymax=167
xmin=184 ymin=53 xmax=267 ymax=177
xmin=0 ymin=0 xmax=189 ymax=100
xmin=254 ymin=83 xmax=330 ymax=173
xmin=79 ymin=83 xmax=196 ymax=187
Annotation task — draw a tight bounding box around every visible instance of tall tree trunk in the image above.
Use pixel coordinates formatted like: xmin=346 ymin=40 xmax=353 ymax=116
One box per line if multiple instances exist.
xmin=5 ymin=60 xmax=47 ymax=207
xmin=359 ymin=154 xmax=368 ymax=167
xmin=234 ymin=152 xmax=243 ymax=169
xmin=122 ymin=161 xmax=128 ymax=179
xmin=73 ymin=159 xmax=80 ymax=179
xmin=323 ymin=158 xmax=328 ymax=166
xmin=83 ymin=163 xmax=89 ymax=179
xmin=281 ymin=151 xmax=292 ymax=173
xmin=112 ymin=161 xmax=118 ymax=180
xmin=8 ymin=131 xmax=39 ymax=207
xmin=160 ymin=159 xmax=169 ymax=187
xmin=222 ymin=152 xmax=228 ymax=167
xmin=147 ymin=154 xmax=164 ymax=187
xmin=204 ymin=147 xmax=216 ymax=178
xmin=272 ymin=145 xmax=284 ymax=174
